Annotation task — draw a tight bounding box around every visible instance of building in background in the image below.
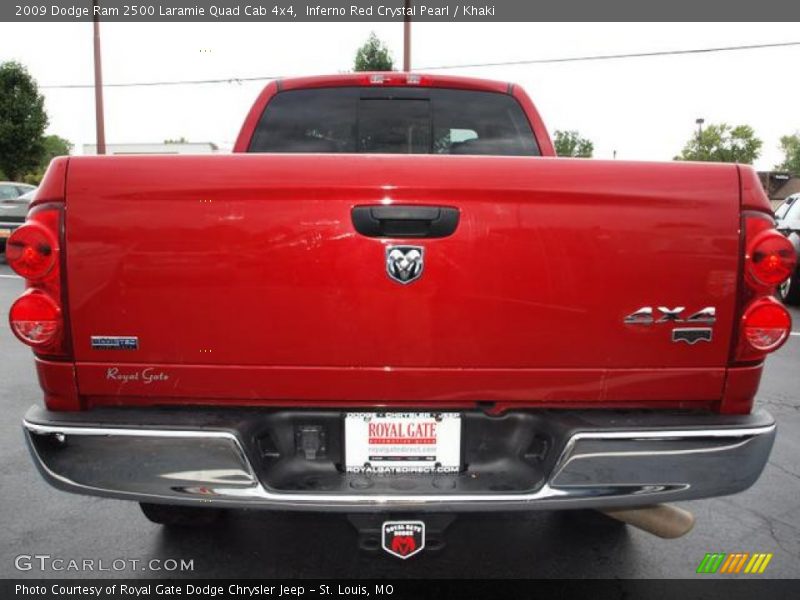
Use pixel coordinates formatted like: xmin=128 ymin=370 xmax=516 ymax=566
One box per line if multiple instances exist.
xmin=759 ymin=171 xmax=800 ymax=210
xmin=82 ymin=142 xmax=219 ymax=155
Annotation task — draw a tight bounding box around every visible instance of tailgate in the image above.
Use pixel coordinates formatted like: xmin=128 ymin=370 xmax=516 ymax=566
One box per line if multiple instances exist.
xmin=65 ymin=154 xmax=740 ymax=405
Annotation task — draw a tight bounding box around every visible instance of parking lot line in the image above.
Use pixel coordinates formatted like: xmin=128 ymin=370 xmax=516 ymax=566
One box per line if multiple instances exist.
xmin=0 ymin=274 xmax=21 ymax=280
xmin=791 ymin=332 xmax=800 ymax=337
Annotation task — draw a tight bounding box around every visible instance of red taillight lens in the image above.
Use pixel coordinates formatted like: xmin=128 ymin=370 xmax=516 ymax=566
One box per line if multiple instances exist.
xmin=7 ymin=203 xmax=70 ymax=359
xmin=9 ymin=289 xmax=62 ymax=348
xmin=740 ymin=297 xmax=791 ymax=354
xmin=723 ymin=175 xmax=790 ymax=414
xmin=732 ymin=212 xmax=795 ymax=366
xmin=747 ymin=230 xmax=796 ymax=287
xmin=5 ymin=222 xmax=57 ymax=280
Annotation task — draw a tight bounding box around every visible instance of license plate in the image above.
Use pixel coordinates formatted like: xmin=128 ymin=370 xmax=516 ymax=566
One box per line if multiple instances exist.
xmin=345 ymin=412 xmax=461 ymax=474
xmin=0 ymin=228 xmax=10 ymax=239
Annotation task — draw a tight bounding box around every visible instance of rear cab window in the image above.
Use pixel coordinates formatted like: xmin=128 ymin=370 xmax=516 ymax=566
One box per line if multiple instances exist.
xmin=248 ymin=87 xmax=540 ymax=156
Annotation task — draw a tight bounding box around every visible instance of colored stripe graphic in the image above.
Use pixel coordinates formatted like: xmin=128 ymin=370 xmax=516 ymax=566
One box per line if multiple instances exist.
xmin=720 ymin=553 xmax=749 ymax=573
xmin=698 ymin=552 xmax=773 ymax=574
xmin=719 ymin=554 xmax=736 ymax=573
xmin=759 ymin=554 xmax=773 ymax=573
xmin=697 ymin=553 xmax=726 ymax=573
xmin=733 ymin=553 xmax=750 ymax=573
xmin=744 ymin=553 xmax=773 ymax=574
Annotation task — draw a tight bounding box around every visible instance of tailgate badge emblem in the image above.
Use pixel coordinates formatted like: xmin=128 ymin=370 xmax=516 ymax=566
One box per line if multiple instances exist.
xmin=382 ymin=520 xmax=425 ymax=559
xmin=91 ymin=336 xmax=139 ymax=350
xmin=672 ymin=328 xmax=713 ymax=344
xmin=386 ymin=246 xmax=424 ymax=285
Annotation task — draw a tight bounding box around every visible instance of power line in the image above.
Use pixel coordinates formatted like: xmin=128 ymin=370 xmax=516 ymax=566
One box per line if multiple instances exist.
xmin=420 ymin=40 xmax=800 ymax=70
xmin=41 ymin=74 xmax=283 ymax=89
xmin=40 ymin=40 xmax=800 ymax=89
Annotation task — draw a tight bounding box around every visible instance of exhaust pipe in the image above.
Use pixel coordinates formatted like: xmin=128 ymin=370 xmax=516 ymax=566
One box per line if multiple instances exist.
xmin=601 ymin=504 xmax=695 ymax=539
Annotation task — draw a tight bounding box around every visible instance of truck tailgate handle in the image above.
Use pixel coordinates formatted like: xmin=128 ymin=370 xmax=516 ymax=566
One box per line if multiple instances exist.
xmin=351 ymin=205 xmax=460 ymax=238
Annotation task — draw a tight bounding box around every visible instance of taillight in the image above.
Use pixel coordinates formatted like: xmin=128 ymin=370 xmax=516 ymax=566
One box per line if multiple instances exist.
xmin=746 ymin=229 xmax=796 ymax=287
xmin=9 ymin=289 xmax=62 ymax=347
xmin=5 ymin=202 xmax=69 ymax=359
xmin=723 ymin=168 xmax=791 ymax=414
xmin=5 ymin=222 xmax=57 ymax=280
xmin=734 ymin=212 xmax=794 ymax=362
xmin=740 ymin=297 xmax=791 ymax=354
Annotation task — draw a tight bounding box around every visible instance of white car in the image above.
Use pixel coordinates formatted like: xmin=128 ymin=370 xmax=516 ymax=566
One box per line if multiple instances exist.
xmin=0 ymin=183 xmax=37 ymax=253
xmin=775 ymin=193 xmax=800 ymax=304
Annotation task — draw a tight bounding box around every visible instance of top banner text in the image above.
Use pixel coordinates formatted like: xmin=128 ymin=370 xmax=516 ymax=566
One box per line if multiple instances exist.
xmin=5 ymin=0 xmax=800 ymax=22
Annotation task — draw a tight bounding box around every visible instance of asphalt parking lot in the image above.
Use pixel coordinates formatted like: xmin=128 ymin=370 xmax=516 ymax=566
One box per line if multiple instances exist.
xmin=1 ymin=260 xmax=798 ymax=579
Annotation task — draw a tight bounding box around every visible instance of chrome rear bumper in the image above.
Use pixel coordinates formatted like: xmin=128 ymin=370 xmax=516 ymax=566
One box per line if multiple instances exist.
xmin=23 ymin=406 xmax=776 ymax=512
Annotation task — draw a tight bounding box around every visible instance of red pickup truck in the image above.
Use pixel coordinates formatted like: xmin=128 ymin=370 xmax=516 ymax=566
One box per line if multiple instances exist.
xmin=6 ymin=73 xmax=795 ymax=554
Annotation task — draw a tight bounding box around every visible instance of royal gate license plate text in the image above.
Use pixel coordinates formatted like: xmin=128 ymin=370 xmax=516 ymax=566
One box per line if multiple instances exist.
xmin=345 ymin=412 xmax=461 ymax=474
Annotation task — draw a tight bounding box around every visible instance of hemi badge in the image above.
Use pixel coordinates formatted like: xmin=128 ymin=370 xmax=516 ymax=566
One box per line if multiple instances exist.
xmin=672 ymin=328 xmax=712 ymax=345
xmin=91 ymin=336 xmax=139 ymax=350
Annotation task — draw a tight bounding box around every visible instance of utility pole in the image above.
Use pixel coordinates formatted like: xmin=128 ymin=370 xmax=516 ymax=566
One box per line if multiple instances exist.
xmin=93 ymin=0 xmax=106 ymax=155
xmin=695 ymin=117 xmax=704 ymax=143
xmin=403 ymin=0 xmax=412 ymax=71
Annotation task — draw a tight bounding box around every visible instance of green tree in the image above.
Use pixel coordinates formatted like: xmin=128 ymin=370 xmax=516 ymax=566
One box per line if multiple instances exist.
xmin=354 ymin=32 xmax=394 ymax=72
xmin=553 ymin=130 xmax=593 ymax=158
xmin=20 ymin=135 xmax=73 ymax=184
xmin=164 ymin=136 xmax=188 ymax=144
xmin=775 ymin=132 xmax=800 ymax=174
xmin=0 ymin=62 xmax=48 ymax=181
xmin=42 ymin=134 xmax=72 ymax=159
xmin=675 ymin=123 xmax=762 ymax=164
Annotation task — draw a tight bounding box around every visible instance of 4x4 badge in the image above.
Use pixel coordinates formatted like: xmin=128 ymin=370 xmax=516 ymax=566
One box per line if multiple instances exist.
xmin=624 ymin=306 xmax=716 ymax=325
xmin=386 ymin=246 xmax=424 ymax=285
xmin=624 ymin=306 xmax=716 ymax=344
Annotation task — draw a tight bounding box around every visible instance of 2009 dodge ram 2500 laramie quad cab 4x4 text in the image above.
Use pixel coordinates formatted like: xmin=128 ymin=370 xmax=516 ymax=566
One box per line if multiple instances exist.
xmin=6 ymin=73 xmax=795 ymax=555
